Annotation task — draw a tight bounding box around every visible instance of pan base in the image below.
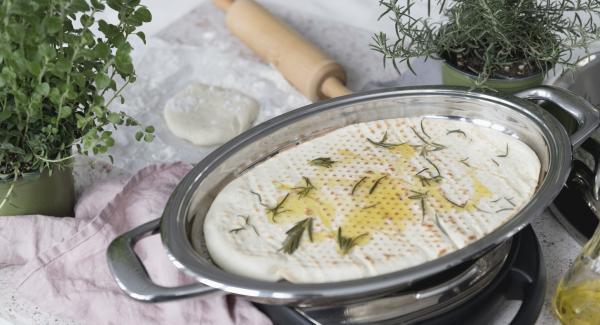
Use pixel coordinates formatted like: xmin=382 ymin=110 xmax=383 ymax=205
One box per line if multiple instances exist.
xmin=256 ymin=226 xmax=544 ymax=324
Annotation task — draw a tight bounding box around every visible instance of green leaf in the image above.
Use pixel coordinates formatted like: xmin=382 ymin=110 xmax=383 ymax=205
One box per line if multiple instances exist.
xmin=107 ymin=112 xmax=123 ymax=124
xmin=93 ymin=96 xmax=105 ymax=106
xmin=0 ymin=143 xmax=25 ymax=155
xmin=135 ymin=131 xmax=143 ymax=141
xmin=63 ymin=84 xmax=77 ymax=100
xmin=92 ymin=105 xmax=104 ymax=116
xmin=144 ymin=125 xmax=155 ymax=133
xmin=133 ymin=7 xmax=152 ymax=23
xmin=0 ymin=110 xmax=11 ymax=122
xmin=90 ymin=0 xmax=106 ymax=10
xmin=95 ymin=145 xmax=108 ymax=154
xmin=28 ymin=62 xmax=41 ymax=76
xmin=38 ymin=44 xmax=56 ymax=59
xmin=107 ymin=0 xmax=124 ymax=11
xmin=98 ymin=20 xmax=123 ymax=44
xmin=104 ymin=137 xmax=115 ymax=147
xmin=81 ymin=29 xmax=95 ymax=46
xmin=143 ymin=133 xmax=154 ymax=142
xmin=35 ymin=83 xmax=50 ymax=96
xmin=95 ymin=73 xmax=111 ymax=89
xmin=8 ymin=25 xmax=26 ymax=40
xmin=80 ymin=15 xmax=95 ymax=28
xmin=92 ymin=43 xmax=111 ymax=59
xmin=59 ymin=106 xmax=72 ymax=118
xmin=10 ymin=1 xmax=32 ymax=15
xmin=125 ymin=117 xmax=138 ymax=126
xmin=115 ymin=46 xmax=133 ymax=75
xmin=44 ymin=17 xmax=62 ymax=35
xmin=11 ymin=55 xmax=28 ymax=74
xmin=70 ymin=0 xmax=90 ymax=12
xmin=1 ymin=66 xmax=16 ymax=80
xmin=49 ymin=88 xmax=61 ymax=105
xmin=76 ymin=114 xmax=90 ymax=128
xmin=108 ymin=80 xmax=117 ymax=91
xmin=56 ymin=59 xmax=72 ymax=73
xmin=136 ymin=32 xmax=146 ymax=44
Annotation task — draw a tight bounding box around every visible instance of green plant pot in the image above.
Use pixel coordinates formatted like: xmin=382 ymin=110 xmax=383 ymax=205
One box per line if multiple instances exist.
xmin=441 ymin=61 xmax=544 ymax=94
xmin=0 ymin=168 xmax=75 ymax=217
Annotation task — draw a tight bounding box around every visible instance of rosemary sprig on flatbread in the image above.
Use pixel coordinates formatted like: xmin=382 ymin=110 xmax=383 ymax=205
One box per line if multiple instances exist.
xmin=281 ymin=218 xmax=314 ymax=254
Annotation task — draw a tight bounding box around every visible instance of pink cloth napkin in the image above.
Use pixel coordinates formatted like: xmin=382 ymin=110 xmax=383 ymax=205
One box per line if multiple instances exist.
xmin=0 ymin=163 xmax=272 ymax=325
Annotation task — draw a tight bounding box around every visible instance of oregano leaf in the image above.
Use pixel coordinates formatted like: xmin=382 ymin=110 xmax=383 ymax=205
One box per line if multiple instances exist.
xmin=44 ymin=17 xmax=62 ymax=35
xmin=95 ymin=73 xmax=111 ymax=89
xmin=115 ymin=46 xmax=133 ymax=75
xmin=59 ymin=106 xmax=72 ymax=118
xmin=35 ymin=83 xmax=50 ymax=96
xmin=135 ymin=31 xmax=146 ymax=44
xmin=134 ymin=7 xmax=152 ymax=23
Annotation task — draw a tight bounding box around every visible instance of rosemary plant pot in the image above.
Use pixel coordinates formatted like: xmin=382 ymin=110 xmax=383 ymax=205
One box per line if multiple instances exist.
xmin=0 ymin=168 xmax=75 ymax=217
xmin=441 ymin=62 xmax=544 ymax=94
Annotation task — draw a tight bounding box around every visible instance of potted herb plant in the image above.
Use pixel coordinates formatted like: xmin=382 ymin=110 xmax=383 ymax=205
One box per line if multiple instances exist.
xmin=372 ymin=0 xmax=600 ymax=93
xmin=0 ymin=0 xmax=154 ymax=216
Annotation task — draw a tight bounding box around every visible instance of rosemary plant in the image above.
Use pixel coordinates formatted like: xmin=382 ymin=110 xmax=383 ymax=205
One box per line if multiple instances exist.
xmin=372 ymin=0 xmax=600 ymax=82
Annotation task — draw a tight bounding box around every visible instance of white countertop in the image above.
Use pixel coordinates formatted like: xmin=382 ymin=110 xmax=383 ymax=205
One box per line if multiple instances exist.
xmin=0 ymin=1 xmax=581 ymax=324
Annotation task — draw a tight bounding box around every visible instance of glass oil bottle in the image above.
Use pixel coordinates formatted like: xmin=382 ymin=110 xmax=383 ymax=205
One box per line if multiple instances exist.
xmin=554 ymin=224 xmax=600 ymax=324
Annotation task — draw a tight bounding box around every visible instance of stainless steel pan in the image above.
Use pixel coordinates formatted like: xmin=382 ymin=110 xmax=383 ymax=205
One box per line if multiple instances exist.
xmin=548 ymin=53 xmax=600 ymax=244
xmin=107 ymin=85 xmax=598 ymax=306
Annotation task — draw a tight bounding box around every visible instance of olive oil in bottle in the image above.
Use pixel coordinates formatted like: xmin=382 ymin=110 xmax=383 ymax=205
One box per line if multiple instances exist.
xmin=554 ymin=224 xmax=600 ymax=324
xmin=554 ymin=280 xmax=600 ymax=324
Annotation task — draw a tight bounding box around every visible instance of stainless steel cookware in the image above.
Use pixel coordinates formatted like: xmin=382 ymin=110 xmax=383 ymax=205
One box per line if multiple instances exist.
xmin=107 ymin=85 xmax=598 ymax=306
xmin=549 ymin=52 xmax=600 ymax=243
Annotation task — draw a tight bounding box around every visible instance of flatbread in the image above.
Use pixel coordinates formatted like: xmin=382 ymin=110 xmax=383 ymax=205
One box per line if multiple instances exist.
xmin=203 ymin=117 xmax=540 ymax=283
xmin=164 ymin=83 xmax=259 ymax=146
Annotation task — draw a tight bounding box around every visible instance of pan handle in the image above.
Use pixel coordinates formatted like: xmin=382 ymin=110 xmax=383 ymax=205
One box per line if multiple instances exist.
xmin=515 ymin=85 xmax=599 ymax=149
xmin=581 ymin=139 xmax=600 ymax=201
xmin=106 ymin=218 xmax=219 ymax=302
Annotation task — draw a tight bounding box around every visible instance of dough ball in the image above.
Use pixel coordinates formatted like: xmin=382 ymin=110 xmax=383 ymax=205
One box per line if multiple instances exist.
xmin=164 ymin=83 xmax=259 ymax=146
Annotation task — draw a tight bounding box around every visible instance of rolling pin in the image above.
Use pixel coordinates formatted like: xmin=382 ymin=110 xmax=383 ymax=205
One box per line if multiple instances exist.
xmin=212 ymin=0 xmax=352 ymax=101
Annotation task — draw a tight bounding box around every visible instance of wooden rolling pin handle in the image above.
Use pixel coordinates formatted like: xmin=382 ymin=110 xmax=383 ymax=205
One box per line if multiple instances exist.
xmin=213 ymin=0 xmax=233 ymax=11
xmin=212 ymin=0 xmax=352 ymax=101
xmin=322 ymin=76 xmax=352 ymax=98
